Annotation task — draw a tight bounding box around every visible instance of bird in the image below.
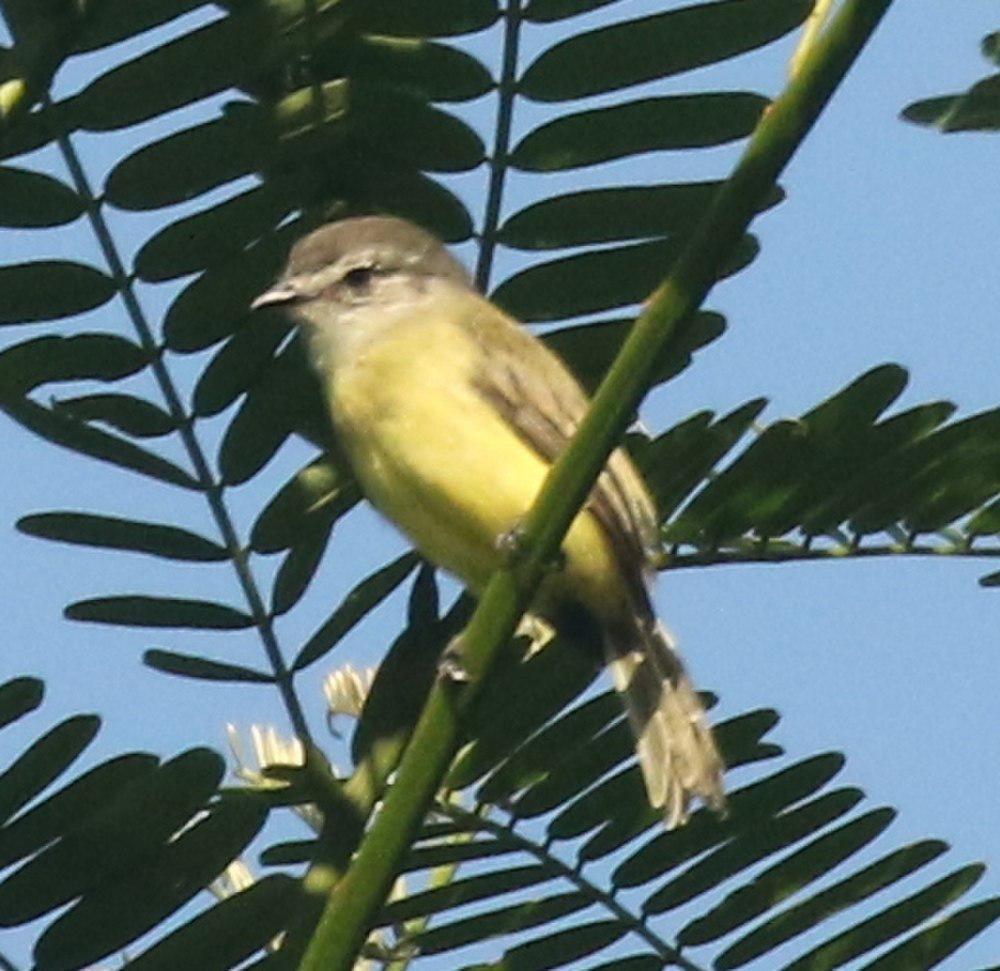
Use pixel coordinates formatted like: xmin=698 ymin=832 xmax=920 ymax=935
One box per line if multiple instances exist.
xmin=253 ymin=215 xmax=725 ymax=826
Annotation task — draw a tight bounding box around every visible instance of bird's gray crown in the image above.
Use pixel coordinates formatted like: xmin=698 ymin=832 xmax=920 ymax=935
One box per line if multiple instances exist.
xmin=286 ymin=216 xmax=469 ymax=287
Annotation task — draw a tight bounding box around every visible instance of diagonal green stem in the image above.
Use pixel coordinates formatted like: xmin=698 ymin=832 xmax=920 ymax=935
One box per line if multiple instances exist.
xmin=297 ymin=1 xmax=896 ymax=967
xmin=42 ymin=104 xmax=312 ymax=744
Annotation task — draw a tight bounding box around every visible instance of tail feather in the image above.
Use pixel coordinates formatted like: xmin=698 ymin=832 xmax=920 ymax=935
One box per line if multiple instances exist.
xmin=605 ymin=621 xmax=725 ymax=828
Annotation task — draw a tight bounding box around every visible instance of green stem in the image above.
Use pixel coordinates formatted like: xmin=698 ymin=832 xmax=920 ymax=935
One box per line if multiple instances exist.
xmin=442 ymin=805 xmax=705 ymax=971
xmin=47 ymin=106 xmax=312 ymax=745
xmin=474 ymin=0 xmax=522 ymax=293
xmin=297 ymin=1 xmax=895 ymax=967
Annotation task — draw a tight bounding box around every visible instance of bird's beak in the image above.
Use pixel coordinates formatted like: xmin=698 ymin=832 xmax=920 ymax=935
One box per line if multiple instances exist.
xmin=251 ymin=283 xmax=299 ymax=311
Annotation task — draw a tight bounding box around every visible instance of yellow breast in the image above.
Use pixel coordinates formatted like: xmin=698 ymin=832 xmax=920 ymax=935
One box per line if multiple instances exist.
xmin=324 ymin=298 xmax=627 ymax=622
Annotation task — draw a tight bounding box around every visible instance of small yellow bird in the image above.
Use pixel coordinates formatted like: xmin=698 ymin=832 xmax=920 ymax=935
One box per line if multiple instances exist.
xmin=254 ymin=216 xmax=725 ymax=826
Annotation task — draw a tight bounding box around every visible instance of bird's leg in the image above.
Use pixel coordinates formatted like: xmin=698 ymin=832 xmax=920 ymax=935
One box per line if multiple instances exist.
xmin=496 ymin=520 xmax=567 ymax=573
xmin=495 ymin=520 xmax=527 ymax=560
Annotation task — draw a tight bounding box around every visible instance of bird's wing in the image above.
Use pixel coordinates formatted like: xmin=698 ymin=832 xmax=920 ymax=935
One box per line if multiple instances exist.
xmin=468 ymin=298 xmax=660 ymax=601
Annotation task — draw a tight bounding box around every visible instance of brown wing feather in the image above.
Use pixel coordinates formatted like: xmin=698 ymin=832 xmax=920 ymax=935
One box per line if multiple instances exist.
xmin=467 ymin=298 xmax=659 ymax=608
xmin=466 ymin=294 xmax=725 ymax=826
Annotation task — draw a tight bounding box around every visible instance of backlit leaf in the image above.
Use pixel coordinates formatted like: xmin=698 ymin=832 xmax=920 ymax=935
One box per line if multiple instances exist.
xmin=18 ymin=512 xmax=226 ymax=561
xmin=501 ymin=182 xmax=782 ymax=248
xmin=0 ymin=715 xmax=100 ymax=825
xmin=65 ymin=596 xmax=252 ymax=630
xmin=645 ymin=789 xmax=865 ymax=916
xmin=0 ymin=333 xmax=147 ymax=399
xmin=3 ymin=398 xmax=198 ymax=489
xmin=521 ymin=0 xmax=813 ymax=100
xmin=252 ymin=453 xmax=359 ymax=553
xmin=863 ymin=898 xmax=1000 ymax=970
xmin=512 ymin=93 xmax=768 ymax=171
xmin=498 ymin=919 xmax=626 ymax=967
xmin=0 ymin=165 xmax=82 ymax=227
xmin=69 ymin=11 xmax=272 ymax=132
xmin=0 ymin=677 xmax=43 ymax=731
xmin=403 ymin=891 xmax=590 ymax=956
xmin=105 ymin=106 xmax=265 ymax=212
xmin=350 ymin=569 xmax=456 ymax=784
xmin=163 ymin=223 xmax=299 ymax=353
xmin=0 ymin=749 xmax=223 ymax=925
xmin=716 ymin=840 xmax=950 ymax=968
xmin=544 ymin=312 xmax=725 ymax=394
xmin=218 ymin=340 xmax=320 ymax=485
xmin=313 ymin=34 xmax=494 ymax=103
xmin=783 ymin=866 xmax=985 ymax=969
xmin=73 ymin=0 xmax=206 ymax=54
xmin=679 ymin=808 xmax=896 ymax=945
xmin=614 ymin=754 xmax=846 ymax=889
xmin=0 ymin=754 xmax=157 ymax=870
xmin=355 ymin=0 xmax=500 ymax=37
xmin=447 ymin=634 xmax=600 ymax=792
xmin=143 ymin=650 xmax=273 ymax=684
xmin=494 ymin=236 xmax=757 ymax=322
xmin=640 ymin=399 xmax=767 ymax=521
xmin=193 ymin=314 xmax=292 ymax=418
xmin=32 ymin=797 xmax=268 ymax=970
xmin=474 ymin=692 xmax=621 ymax=804
xmin=56 ymin=393 xmax=176 ymax=438
xmin=293 ymin=552 xmax=420 ymax=672
xmin=379 ymin=865 xmax=557 ymax=925
xmin=525 ymin=0 xmax=624 ymax=22
xmin=135 ymin=183 xmax=296 ymax=283
xmin=0 ymin=261 xmax=115 ymax=324
xmin=125 ymin=876 xmax=300 ymax=970
xmin=271 ymin=520 xmax=334 ymax=616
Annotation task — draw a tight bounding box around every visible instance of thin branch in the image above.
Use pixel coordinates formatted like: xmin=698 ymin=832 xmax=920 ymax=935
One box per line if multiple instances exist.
xmin=296 ymin=1 xmax=897 ymax=968
xmin=47 ymin=107 xmax=312 ymax=744
xmin=442 ymin=804 xmax=706 ymax=971
xmin=662 ymin=542 xmax=1000 ymax=571
xmin=474 ymin=0 xmax=522 ymax=293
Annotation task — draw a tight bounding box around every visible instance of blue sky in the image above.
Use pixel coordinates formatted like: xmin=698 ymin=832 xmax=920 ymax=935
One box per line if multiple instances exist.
xmin=0 ymin=0 xmax=998 ymax=967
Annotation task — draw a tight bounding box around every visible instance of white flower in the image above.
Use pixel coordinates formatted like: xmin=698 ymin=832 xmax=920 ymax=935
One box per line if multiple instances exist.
xmin=225 ymin=723 xmax=322 ymax=832
xmin=323 ymin=664 xmax=377 ymax=722
xmin=226 ymin=723 xmax=305 ymax=788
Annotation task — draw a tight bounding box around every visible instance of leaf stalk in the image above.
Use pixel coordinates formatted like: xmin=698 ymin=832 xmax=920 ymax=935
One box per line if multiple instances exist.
xmin=45 ymin=102 xmax=312 ymax=744
xmin=475 ymin=0 xmax=523 ymax=292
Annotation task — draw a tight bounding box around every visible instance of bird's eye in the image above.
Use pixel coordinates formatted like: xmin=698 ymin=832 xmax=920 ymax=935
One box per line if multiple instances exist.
xmin=343 ymin=265 xmax=376 ymax=291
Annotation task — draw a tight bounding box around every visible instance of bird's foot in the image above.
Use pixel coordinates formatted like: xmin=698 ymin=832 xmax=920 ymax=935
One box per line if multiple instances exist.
xmin=495 ymin=521 xmax=527 ymax=561
xmin=496 ymin=522 xmax=566 ymax=574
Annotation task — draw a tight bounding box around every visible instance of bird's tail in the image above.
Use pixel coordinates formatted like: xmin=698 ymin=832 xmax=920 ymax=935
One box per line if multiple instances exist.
xmin=604 ymin=620 xmax=726 ymax=828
